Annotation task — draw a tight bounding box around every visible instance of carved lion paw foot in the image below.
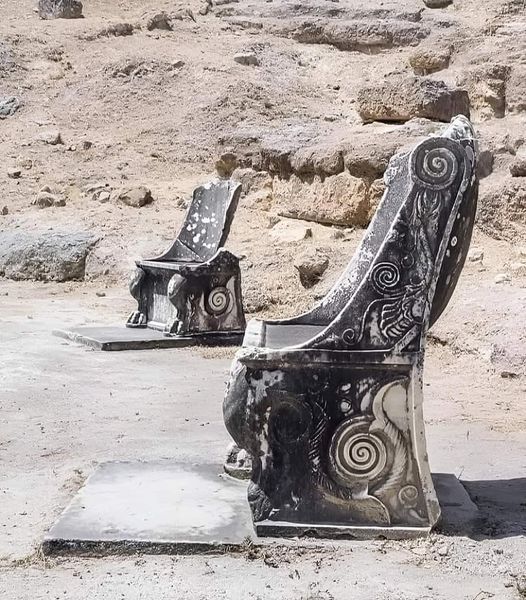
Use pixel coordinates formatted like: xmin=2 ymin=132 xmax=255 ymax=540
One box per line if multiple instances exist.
xmin=126 ymin=311 xmax=147 ymax=328
xmin=224 ymin=443 xmax=253 ymax=480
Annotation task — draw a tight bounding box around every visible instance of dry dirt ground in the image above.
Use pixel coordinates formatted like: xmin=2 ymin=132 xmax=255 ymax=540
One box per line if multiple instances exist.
xmin=1 ymin=0 xmax=525 ymax=598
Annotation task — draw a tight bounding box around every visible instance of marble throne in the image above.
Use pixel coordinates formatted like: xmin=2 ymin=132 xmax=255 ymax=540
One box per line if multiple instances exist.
xmin=223 ymin=116 xmax=478 ymax=538
xmin=127 ymin=180 xmax=246 ymax=339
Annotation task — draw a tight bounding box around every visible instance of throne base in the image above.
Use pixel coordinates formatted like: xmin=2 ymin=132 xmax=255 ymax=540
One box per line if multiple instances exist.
xmin=53 ymin=325 xmax=244 ymax=351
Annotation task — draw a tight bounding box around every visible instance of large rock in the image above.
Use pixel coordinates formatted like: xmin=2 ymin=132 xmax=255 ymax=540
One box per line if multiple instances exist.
xmin=357 ymin=77 xmax=470 ymax=123
xmin=0 ymin=231 xmax=97 ymax=281
xmin=38 ymin=0 xmax=83 ymax=19
xmin=277 ymin=19 xmax=430 ymax=52
xmin=273 ymin=172 xmax=371 ymax=227
xmin=460 ymin=64 xmax=509 ymax=120
xmin=0 ymin=97 xmax=21 ymax=119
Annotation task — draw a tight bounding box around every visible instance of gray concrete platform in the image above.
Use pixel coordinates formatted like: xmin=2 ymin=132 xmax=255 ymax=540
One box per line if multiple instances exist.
xmin=42 ymin=462 xmax=480 ymax=556
xmin=53 ymin=326 xmax=244 ymax=351
xmin=42 ymin=461 xmax=255 ymax=555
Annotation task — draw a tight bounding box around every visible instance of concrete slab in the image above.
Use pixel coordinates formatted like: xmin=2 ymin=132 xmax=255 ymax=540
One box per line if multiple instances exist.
xmin=53 ymin=326 xmax=244 ymax=351
xmin=42 ymin=462 xmax=479 ymax=555
xmin=43 ymin=461 xmax=255 ymax=555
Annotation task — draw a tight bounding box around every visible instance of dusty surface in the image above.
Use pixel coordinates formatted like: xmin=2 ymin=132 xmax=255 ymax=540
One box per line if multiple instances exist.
xmin=1 ymin=0 xmax=525 ymax=598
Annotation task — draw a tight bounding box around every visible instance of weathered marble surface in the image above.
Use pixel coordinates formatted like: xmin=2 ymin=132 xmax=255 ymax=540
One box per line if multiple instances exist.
xmin=224 ymin=116 xmax=478 ymax=537
xmin=127 ymin=180 xmax=246 ymax=338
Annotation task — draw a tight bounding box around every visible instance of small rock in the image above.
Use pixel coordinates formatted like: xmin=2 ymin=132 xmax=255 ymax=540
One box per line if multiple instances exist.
xmin=81 ymin=140 xmax=93 ymax=150
xmin=114 ymin=186 xmax=154 ymax=208
xmin=510 ymin=157 xmax=526 ymax=177
xmin=145 ymin=12 xmax=173 ymax=31
xmin=96 ymin=291 xmax=106 ymax=297
xmin=16 ymin=157 xmax=33 ymax=170
xmin=515 ymin=246 xmax=526 ymax=259
xmin=270 ymin=220 xmax=312 ymax=243
xmin=501 ymin=370 xmax=519 ymax=379
xmin=38 ymin=130 xmax=63 ymax=145
xmin=495 ymin=273 xmax=511 ymax=284
xmin=477 ymin=149 xmax=494 ymax=179
xmin=294 ymin=249 xmax=330 ymax=288
xmin=0 ymin=96 xmax=22 ymax=119
xmin=33 ymin=191 xmax=65 ymax=208
xmin=409 ymin=47 xmax=451 ymax=76
xmin=198 ymin=2 xmax=211 ymax=15
xmin=423 ymin=0 xmax=452 ymax=6
xmin=38 ymin=0 xmax=83 ymax=19
xmin=7 ymin=168 xmax=21 ymax=179
xmin=216 ymin=152 xmax=239 ymax=178
xmin=1 ymin=206 xmax=8 ymax=215
xmin=468 ymin=248 xmax=484 ymax=263
xmin=233 ymin=52 xmax=259 ymax=66
xmin=97 ymin=191 xmax=111 ymax=204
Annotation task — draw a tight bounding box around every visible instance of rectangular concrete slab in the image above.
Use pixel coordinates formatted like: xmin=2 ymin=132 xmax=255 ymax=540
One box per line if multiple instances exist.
xmin=43 ymin=461 xmax=255 ymax=555
xmin=53 ymin=326 xmax=243 ymax=351
xmin=43 ymin=463 xmax=480 ymax=556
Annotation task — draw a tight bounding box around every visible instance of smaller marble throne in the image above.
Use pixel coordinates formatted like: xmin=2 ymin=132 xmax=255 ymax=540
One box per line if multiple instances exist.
xmin=127 ymin=180 xmax=246 ymax=339
xmin=223 ymin=116 xmax=478 ymax=538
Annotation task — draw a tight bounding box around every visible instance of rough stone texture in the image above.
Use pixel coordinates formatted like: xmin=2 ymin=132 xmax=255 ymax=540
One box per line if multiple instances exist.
xmin=357 ymin=77 xmax=470 ymax=123
xmin=294 ymin=249 xmax=329 ymax=288
xmin=215 ymin=152 xmax=239 ymax=178
xmin=38 ymin=0 xmax=83 ymax=19
xmin=145 ymin=12 xmax=173 ymax=31
xmin=509 ymin=157 xmax=526 ymax=177
xmin=460 ymin=64 xmax=509 ymax=121
xmin=269 ymin=219 xmax=312 ymax=243
xmin=423 ymin=0 xmax=452 ymax=7
xmin=0 ymin=231 xmax=97 ymax=282
xmin=506 ymin=65 xmax=526 ymax=113
xmin=409 ymin=47 xmax=451 ymax=75
xmin=273 ymin=172 xmax=371 ymax=226
xmin=478 ymin=179 xmax=526 ymax=240
xmin=233 ymin=52 xmax=259 ymax=66
xmin=0 ymin=96 xmax=21 ymax=119
xmin=32 ymin=191 xmax=65 ymax=208
xmin=276 ymin=19 xmax=430 ymax=52
xmin=114 ymin=186 xmax=154 ymax=208
xmin=38 ymin=130 xmax=63 ymax=145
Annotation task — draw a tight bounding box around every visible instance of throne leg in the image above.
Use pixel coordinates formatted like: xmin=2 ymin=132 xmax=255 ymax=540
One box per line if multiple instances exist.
xmin=126 ymin=267 xmax=147 ymax=328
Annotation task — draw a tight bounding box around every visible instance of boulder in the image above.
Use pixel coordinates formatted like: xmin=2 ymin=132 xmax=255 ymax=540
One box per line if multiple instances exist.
xmin=114 ymin=186 xmax=154 ymax=208
xmin=273 ymin=172 xmax=371 ymax=227
xmin=506 ymin=65 xmax=526 ymax=113
xmin=294 ymin=249 xmax=329 ymax=288
xmin=279 ymin=19 xmax=430 ymax=52
xmin=0 ymin=231 xmax=97 ymax=281
xmin=38 ymin=0 xmax=83 ymax=19
xmin=216 ymin=152 xmax=239 ymax=178
xmin=357 ymin=77 xmax=470 ymax=123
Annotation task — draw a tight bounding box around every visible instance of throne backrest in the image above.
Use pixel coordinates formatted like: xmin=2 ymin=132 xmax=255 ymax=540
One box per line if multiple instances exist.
xmin=154 ymin=180 xmax=242 ymax=263
xmin=300 ymin=116 xmax=478 ymax=352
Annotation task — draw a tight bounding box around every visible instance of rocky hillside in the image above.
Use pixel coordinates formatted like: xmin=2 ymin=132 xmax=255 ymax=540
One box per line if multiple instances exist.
xmin=0 ymin=0 xmax=525 ymax=315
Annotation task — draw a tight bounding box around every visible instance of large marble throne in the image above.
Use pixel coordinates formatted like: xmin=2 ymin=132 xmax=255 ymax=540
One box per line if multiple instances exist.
xmin=223 ymin=116 xmax=478 ymax=538
xmin=127 ymin=180 xmax=246 ymax=339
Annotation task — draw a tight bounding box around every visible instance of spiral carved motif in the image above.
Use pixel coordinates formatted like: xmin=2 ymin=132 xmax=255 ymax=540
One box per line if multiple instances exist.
xmin=329 ymin=420 xmax=389 ymax=487
xmin=205 ymin=286 xmax=230 ymax=315
xmin=411 ymin=140 xmax=459 ymax=190
xmin=371 ymin=262 xmax=401 ymax=295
